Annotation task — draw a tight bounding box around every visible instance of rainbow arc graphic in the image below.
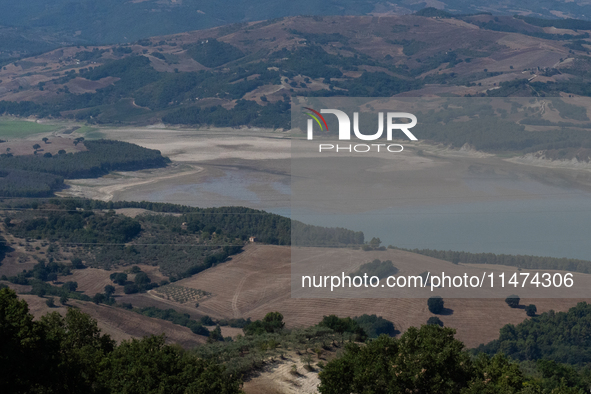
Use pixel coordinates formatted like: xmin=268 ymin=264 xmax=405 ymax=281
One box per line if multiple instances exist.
xmin=303 ymin=107 xmax=329 ymax=131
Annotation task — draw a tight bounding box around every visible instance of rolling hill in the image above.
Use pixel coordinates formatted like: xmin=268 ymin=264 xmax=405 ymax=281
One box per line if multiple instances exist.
xmin=2 ymin=13 xmax=590 ymax=133
xmin=1 ymin=0 xmax=590 ymax=52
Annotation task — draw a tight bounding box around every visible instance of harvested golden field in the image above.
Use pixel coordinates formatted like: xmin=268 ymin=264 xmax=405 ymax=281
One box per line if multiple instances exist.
xmin=15 ymin=292 xmax=206 ymax=347
xmin=4 ymin=242 xmax=589 ymax=349
xmin=176 ymin=244 xmax=591 ymax=348
xmin=64 ymin=268 xmax=118 ymax=296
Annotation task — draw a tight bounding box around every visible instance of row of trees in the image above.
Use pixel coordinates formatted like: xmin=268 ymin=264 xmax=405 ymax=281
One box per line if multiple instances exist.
xmin=0 ymin=169 xmax=64 ymax=197
xmin=10 ymin=210 xmax=142 ymax=244
xmin=0 ymin=140 xmax=170 ymax=197
xmin=402 ymin=247 xmax=591 ymax=274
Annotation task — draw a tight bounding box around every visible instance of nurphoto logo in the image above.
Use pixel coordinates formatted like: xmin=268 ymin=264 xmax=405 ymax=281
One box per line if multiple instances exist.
xmin=303 ymin=107 xmax=418 ymax=153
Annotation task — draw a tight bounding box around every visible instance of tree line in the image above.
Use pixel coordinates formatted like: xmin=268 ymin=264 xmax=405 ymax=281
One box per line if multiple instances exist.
xmin=318 ymin=323 xmax=591 ymax=394
xmin=0 ymin=140 xmax=170 ymax=197
xmin=397 ymin=247 xmax=591 ymax=274
xmin=475 ymin=301 xmax=591 ymax=365
xmin=0 ymin=139 xmax=170 ymax=179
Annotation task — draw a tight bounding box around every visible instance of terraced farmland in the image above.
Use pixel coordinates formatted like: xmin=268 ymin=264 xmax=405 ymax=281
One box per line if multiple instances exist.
xmin=152 ymin=284 xmax=211 ymax=304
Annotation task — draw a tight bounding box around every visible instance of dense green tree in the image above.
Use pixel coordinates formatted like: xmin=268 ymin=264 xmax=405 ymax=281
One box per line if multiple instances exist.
xmin=93 ymin=293 xmax=106 ymax=304
xmin=525 ymin=304 xmax=537 ymax=317
xmin=243 ymin=311 xmax=285 ymax=335
xmin=318 ymin=314 xmax=366 ymax=342
xmin=71 ymin=257 xmax=85 ymax=269
xmin=0 ymin=289 xmax=239 ymax=393
xmin=318 ymin=325 xmax=473 ymax=394
xmin=135 ymin=306 xmax=209 ymax=336
xmin=0 ymin=288 xmax=47 ymax=392
xmin=463 ymin=353 xmax=527 ymax=394
xmin=351 ymin=259 xmax=397 ymax=279
xmin=62 ymin=281 xmax=78 ymax=292
xmin=40 ymin=308 xmax=115 ymax=393
xmin=130 ymin=265 xmax=142 ymax=274
xmin=506 ymin=295 xmax=520 ymax=308
xmin=208 ymin=325 xmax=223 ymax=343
xmin=123 ymin=283 xmax=139 ymax=294
xmin=428 ymin=296 xmax=445 ymax=314
xmin=46 ymin=297 xmax=55 ymax=308
xmin=104 ymin=285 xmax=115 ymax=297
xmin=353 ymin=314 xmax=396 ymax=338
xmin=134 ymin=271 xmax=151 ymax=285
xmin=110 ymin=272 xmax=128 ymax=285
xmin=99 ymin=335 xmax=240 ymax=394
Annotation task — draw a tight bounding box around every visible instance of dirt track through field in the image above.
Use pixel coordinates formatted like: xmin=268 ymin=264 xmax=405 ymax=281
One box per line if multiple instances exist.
xmin=232 ymin=274 xmax=251 ymax=317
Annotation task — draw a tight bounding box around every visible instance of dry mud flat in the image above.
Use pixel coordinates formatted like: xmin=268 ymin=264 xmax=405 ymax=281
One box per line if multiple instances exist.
xmin=97 ymin=126 xmax=291 ymax=162
xmin=57 ymin=127 xmax=293 ymax=209
xmin=56 ymin=124 xmax=591 ymax=213
xmin=56 ymin=163 xmax=207 ymax=201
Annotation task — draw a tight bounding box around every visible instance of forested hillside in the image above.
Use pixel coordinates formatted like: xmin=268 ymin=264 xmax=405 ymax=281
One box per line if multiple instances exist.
xmin=0 ymin=139 xmax=170 ymax=197
xmin=2 ymin=0 xmax=589 ymax=55
xmin=2 ymin=12 xmax=591 ymax=148
xmin=475 ymin=302 xmax=591 ymax=365
xmin=1 ymin=198 xmax=364 ymax=278
xmin=0 ymin=288 xmax=242 ymax=393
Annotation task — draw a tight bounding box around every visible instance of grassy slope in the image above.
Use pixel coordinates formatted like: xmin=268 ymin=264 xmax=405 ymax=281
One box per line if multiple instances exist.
xmin=0 ymin=119 xmax=60 ymax=138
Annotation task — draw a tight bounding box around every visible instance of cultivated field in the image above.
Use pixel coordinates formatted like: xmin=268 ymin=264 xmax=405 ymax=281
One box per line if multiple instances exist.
xmin=0 ymin=119 xmax=60 ymax=139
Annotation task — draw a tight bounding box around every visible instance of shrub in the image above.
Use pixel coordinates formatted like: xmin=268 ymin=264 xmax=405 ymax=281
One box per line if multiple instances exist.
xmin=353 ymin=314 xmax=396 ymax=338
xmin=93 ymin=293 xmax=106 ymax=304
xmin=243 ymin=312 xmax=285 ymax=335
xmin=62 ymin=281 xmax=78 ymax=292
xmin=123 ymin=283 xmax=139 ymax=294
xmin=71 ymin=258 xmax=84 ymax=269
xmin=427 ymin=316 xmax=444 ymax=326
xmin=104 ymin=285 xmax=115 ymax=297
xmin=428 ymin=296 xmax=444 ymax=314
xmin=505 ymin=295 xmax=520 ymax=308
xmin=130 ymin=266 xmax=141 ymax=274
xmin=110 ymin=272 xmax=127 ymax=285
xmin=525 ymin=304 xmax=537 ymax=317
xmin=134 ymin=272 xmax=150 ymax=285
